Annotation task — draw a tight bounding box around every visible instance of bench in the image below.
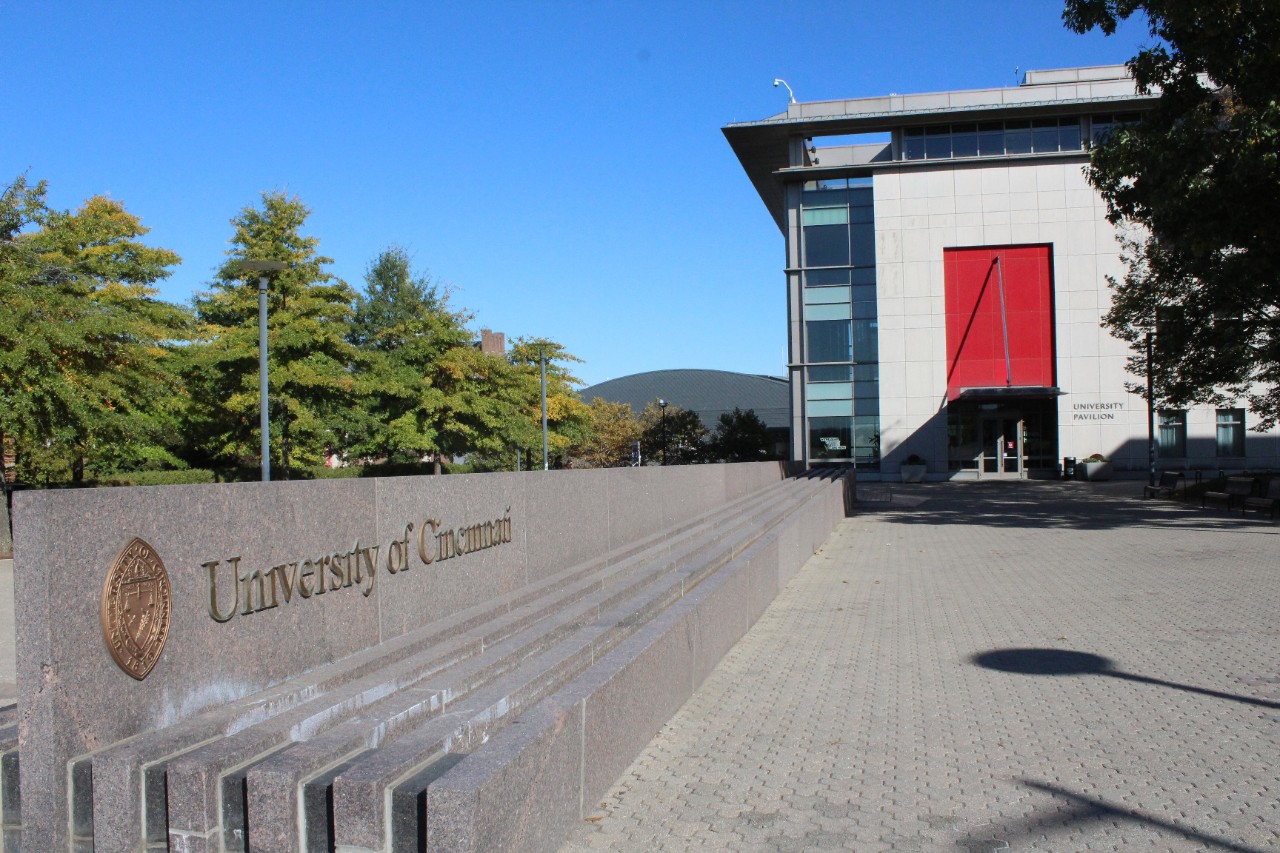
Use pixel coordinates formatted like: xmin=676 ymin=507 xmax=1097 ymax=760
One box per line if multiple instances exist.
xmin=1243 ymin=479 xmax=1280 ymax=520
xmin=1203 ymin=476 xmax=1256 ymax=512
xmin=1143 ymin=470 xmax=1185 ymax=500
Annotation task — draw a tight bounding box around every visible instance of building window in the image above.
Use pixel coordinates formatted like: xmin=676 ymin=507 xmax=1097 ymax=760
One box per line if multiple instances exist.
xmin=809 ymin=416 xmax=852 ymax=460
xmin=1158 ymin=410 xmax=1186 ymax=458
xmin=1216 ymin=408 xmax=1245 ymax=457
xmin=806 ymin=320 xmax=852 ymax=364
xmin=800 ymin=176 xmax=878 ymax=468
xmin=1089 ymin=112 xmax=1141 ymax=146
xmin=902 ymin=118 xmax=1084 ymax=161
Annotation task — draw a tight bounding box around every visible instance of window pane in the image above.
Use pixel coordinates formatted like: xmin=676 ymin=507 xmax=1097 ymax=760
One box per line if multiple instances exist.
xmin=808 ymin=399 xmax=853 ymax=417
xmin=852 ymin=319 xmax=879 ymax=363
xmin=806 ymin=302 xmax=851 ymax=321
xmin=806 ymin=268 xmax=850 ymax=287
xmin=850 ymin=225 xmax=875 ymax=266
xmin=951 ymin=123 xmax=978 ymax=157
xmin=903 ymin=129 xmax=925 ymax=160
xmin=853 ymin=364 xmax=879 ymax=383
xmin=849 ymin=204 xmax=875 ymax=224
xmin=1032 ymin=118 xmax=1060 ymax=152
xmin=809 ymin=365 xmax=852 ymax=382
xmin=801 ymin=207 xmax=849 ymax=226
xmin=807 ymin=382 xmax=852 ymax=401
xmin=809 ymin=416 xmax=853 ymax=459
xmin=804 ymin=286 xmax=850 ymax=305
xmin=801 ymin=188 xmax=847 ymax=207
xmin=807 ymin=319 xmax=852 ymax=363
xmin=977 ymin=122 xmax=1004 ymax=155
xmin=852 ymin=299 xmax=877 ymax=319
xmin=804 ymin=225 xmax=849 ymax=267
xmin=1005 ymin=120 xmax=1032 ymax=154
xmin=851 ymin=268 xmax=877 ymax=286
xmin=1216 ymin=408 xmax=1244 ymax=456
xmin=1158 ymin=410 xmax=1186 ymax=458
xmin=924 ymin=126 xmax=951 ymax=159
xmin=854 ymin=415 xmax=881 ymax=466
xmin=1058 ymin=119 xmax=1082 ymax=150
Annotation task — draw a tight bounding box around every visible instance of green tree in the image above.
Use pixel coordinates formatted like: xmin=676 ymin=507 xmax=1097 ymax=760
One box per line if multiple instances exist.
xmin=0 ymin=176 xmax=188 ymax=485
xmin=346 ymin=247 xmax=474 ymax=465
xmin=1064 ymin=1 xmax=1280 ymax=426
xmin=483 ymin=338 xmax=594 ymax=470
xmin=185 ymin=192 xmax=359 ymax=475
xmin=706 ymin=407 xmax=778 ymax=462
xmin=639 ymin=401 xmax=708 ymax=465
xmin=576 ymin=398 xmax=641 ymax=468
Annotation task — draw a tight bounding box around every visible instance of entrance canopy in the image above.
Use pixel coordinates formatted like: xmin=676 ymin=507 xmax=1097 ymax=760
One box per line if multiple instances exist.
xmin=954 ymin=385 xmax=1062 ymax=402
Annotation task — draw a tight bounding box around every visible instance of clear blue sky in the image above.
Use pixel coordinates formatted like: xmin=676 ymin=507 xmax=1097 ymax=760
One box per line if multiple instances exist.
xmin=3 ymin=1 xmax=1150 ymax=387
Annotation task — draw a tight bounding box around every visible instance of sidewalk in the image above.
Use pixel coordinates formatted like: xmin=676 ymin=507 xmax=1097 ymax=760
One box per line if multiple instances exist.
xmin=560 ymin=480 xmax=1280 ymax=852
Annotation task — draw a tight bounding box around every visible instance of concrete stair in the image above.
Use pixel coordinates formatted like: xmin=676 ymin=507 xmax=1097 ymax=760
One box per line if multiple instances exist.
xmin=7 ymin=469 xmax=846 ymax=852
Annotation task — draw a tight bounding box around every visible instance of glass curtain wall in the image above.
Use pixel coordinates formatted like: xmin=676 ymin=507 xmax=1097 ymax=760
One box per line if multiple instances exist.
xmin=801 ymin=177 xmax=880 ymax=467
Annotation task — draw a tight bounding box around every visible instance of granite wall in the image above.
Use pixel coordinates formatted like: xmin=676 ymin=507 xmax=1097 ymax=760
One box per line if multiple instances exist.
xmin=9 ymin=462 xmax=792 ymax=851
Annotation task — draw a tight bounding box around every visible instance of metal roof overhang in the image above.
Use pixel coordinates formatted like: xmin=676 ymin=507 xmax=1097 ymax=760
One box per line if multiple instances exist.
xmin=722 ymin=92 xmax=1155 ymax=232
xmin=953 ymin=386 xmax=1063 ymax=402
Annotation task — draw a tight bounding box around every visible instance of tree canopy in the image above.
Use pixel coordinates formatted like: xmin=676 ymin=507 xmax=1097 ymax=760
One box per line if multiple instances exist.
xmin=346 ymin=246 xmax=475 ymax=464
xmin=0 ymin=176 xmax=187 ymax=484
xmin=639 ymin=401 xmax=708 ymax=465
xmin=706 ymin=407 xmax=778 ymax=462
xmin=1064 ymin=1 xmax=1280 ymax=426
xmin=576 ymin=398 xmax=641 ymax=468
xmin=185 ymin=191 xmax=360 ymax=474
xmin=0 ymin=179 xmax=604 ymax=485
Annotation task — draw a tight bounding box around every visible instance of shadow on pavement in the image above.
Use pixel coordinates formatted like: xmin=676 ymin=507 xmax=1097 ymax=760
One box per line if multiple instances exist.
xmin=955 ymin=779 xmax=1271 ymax=853
xmin=973 ymin=647 xmax=1280 ymax=711
xmin=855 ymin=481 xmax=1280 ymax=533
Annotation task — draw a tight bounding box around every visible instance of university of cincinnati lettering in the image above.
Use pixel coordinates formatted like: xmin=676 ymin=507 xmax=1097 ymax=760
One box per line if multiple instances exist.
xmin=203 ymin=511 xmax=513 ymax=622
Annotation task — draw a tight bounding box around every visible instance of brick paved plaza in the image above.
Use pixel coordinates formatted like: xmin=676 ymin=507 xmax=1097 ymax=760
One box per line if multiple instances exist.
xmin=560 ymin=480 xmax=1280 ymax=852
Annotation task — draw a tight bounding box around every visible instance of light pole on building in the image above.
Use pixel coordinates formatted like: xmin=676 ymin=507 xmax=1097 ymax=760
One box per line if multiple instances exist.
xmin=239 ymin=260 xmax=289 ymax=482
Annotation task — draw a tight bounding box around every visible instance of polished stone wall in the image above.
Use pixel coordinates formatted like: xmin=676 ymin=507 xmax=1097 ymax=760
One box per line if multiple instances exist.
xmin=9 ymin=462 xmax=793 ymax=850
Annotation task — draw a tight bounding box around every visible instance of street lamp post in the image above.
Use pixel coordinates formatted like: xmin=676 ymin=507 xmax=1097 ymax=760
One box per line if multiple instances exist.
xmin=658 ymin=398 xmax=668 ymax=466
xmin=1146 ymin=330 xmax=1156 ymax=487
xmin=540 ymin=351 xmax=549 ymax=471
xmin=239 ymin=260 xmax=289 ymax=482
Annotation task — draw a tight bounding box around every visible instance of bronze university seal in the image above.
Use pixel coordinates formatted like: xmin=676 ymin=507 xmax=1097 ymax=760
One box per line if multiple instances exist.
xmin=101 ymin=538 xmax=171 ymax=680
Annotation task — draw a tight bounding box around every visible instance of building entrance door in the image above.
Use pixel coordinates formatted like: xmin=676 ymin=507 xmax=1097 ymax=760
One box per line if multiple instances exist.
xmin=980 ymin=416 xmax=1023 ymax=476
xmin=947 ymin=397 xmax=1057 ymax=476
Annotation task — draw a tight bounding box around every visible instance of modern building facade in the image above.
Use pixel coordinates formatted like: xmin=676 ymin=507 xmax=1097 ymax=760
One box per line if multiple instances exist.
xmin=725 ymin=65 xmax=1280 ymax=478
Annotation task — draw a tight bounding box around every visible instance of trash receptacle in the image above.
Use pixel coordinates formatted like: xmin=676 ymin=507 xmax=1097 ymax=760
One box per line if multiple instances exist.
xmin=1062 ymin=456 xmax=1077 ymax=480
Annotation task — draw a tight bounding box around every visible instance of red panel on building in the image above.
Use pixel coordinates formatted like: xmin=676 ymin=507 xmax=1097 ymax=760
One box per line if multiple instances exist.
xmin=944 ymin=245 xmax=1055 ymax=400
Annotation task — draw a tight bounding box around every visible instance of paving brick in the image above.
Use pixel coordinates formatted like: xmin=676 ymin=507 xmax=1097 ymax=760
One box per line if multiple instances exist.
xmin=560 ymin=481 xmax=1280 ymax=852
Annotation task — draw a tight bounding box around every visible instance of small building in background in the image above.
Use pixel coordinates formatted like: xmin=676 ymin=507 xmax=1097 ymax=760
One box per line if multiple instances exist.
xmin=477 ymin=328 xmax=505 ymax=356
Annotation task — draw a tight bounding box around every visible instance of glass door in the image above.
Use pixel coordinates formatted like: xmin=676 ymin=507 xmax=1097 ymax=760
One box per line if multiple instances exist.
xmin=981 ymin=416 xmax=1023 ymax=475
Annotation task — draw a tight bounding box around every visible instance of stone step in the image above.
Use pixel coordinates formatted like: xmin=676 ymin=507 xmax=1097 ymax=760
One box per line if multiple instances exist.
xmin=195 ymin=478 xmax=825 ymax=851
xmin=325 ymin=476 xmax=833 ymax=852
xmin=94 ymin=473 xmax=808 ymax=845
xmin=417 ymin=472 xmax=846 ymax=852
